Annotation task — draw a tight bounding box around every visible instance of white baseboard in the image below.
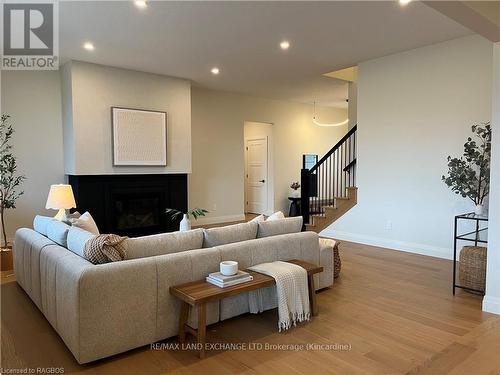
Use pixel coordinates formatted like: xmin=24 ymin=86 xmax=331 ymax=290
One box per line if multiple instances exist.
xmin=320 ymin=228 xmax=452 ymax=260
xmin=193 ymin=214 xmax=246 ymax=226
xmin=483 ymin=295 xmax=500 ymax=315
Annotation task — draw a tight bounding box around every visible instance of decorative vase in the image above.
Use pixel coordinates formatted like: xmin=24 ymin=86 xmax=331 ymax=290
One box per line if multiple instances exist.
xmin=179 ymin=214 xmax=191 ymax=231
xmin=289 ymin=188 xmax=300 ymax=198
xmin=474 ymin=204 xmax=485 ymax=216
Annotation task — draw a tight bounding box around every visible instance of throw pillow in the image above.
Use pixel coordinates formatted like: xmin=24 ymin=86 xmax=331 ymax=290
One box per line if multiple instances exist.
xmin=33 ymin=215 xmax=55 ymax=236
xmin=267 ymin=211 xmax=285 ymax=221
xmin=67 ymin=226 xmax=96 ymax=257
xmin=84 ymin=234 xmax=128 ymax=264
xmin=72 ymin=211 xmax=100 ymax=235
xmin=46 ymin=220 xmax=71 ymax=247
xmin=63 ymin=211 xmax=81 ymax=225
xmin=249 ymin=214 xmax=265 ymax=223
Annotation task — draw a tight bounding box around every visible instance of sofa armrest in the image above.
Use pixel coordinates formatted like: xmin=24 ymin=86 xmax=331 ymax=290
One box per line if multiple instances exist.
xmin=318 ymin=238 xmax=336 ymax=288
xmin=76 ymin=258 xmax=158 ymax=363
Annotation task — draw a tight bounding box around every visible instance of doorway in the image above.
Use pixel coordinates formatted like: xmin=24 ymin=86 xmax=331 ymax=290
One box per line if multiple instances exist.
xmin=244 ymin=121 xmax=274 ymax=215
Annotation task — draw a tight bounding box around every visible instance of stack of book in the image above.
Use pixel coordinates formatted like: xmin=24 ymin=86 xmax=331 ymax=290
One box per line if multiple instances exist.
xmin=206 ymin=270 xmax=253 ymax=288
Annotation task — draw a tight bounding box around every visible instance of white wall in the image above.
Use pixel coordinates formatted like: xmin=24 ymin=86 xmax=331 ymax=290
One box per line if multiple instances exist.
xmin=62 ymin=61 xmax=192 ymax=175
xmin=190 ymin=87 xmax=348 ymax=224
xmin=483 ymin=42 xmax=500 ymax=315
xmin=324 ymin=35 xmax=493 ymax=259
xmin=348 ymin=81 xmax=357 ymax=129
xmin=0 ymin=71 xmax=65 ymax=241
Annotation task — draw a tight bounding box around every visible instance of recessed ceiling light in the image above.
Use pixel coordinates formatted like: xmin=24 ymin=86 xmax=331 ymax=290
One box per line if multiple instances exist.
xmin=280 ymin=40 xmax=290 ymax=50
xmin=83 ymin=42 xmax=94 ymax=51
xmin=134 ymin=0 xmax=147 ymax=8
xmin=211 ymin=67 xmax=220 ymax=75
xmin=399 ymin=0 xmax=412 ymax=5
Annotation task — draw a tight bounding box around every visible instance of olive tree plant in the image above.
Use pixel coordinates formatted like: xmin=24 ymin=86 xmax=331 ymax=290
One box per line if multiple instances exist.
xmin=442 ymin=122 xmax=491 ymax=206
xmin=0 ymin=114 xmax=26 ymax=248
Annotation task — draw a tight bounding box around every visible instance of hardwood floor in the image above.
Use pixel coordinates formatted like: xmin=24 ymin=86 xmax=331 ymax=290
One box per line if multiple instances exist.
xmin=2 ymin=241 xmax=499 ymax=374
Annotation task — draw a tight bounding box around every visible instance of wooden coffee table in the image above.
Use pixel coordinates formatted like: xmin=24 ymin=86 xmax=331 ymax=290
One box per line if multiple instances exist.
xmin=169 ymin=259 xmax=323 ymax=358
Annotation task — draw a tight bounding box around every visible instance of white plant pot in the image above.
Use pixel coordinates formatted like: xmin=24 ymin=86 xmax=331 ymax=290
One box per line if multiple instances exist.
xmin=474 ymin=204 xmax=485 ymax=216
xmin=179 ymin=214 xmax=191 ymax=231
xmin=289 ymin=188 xmax=300 ymax=198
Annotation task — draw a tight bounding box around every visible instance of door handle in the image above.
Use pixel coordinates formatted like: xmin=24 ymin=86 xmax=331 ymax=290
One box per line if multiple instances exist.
xmin=259 ymin=180 xmax=265 ymax=183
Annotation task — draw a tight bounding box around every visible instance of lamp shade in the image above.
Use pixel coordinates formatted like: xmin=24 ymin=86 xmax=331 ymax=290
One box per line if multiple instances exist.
xmin=45 ymin=184 xmax=76 ymax=210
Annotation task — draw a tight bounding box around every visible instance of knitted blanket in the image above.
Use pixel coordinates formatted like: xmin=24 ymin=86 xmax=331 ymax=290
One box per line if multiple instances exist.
xmin=84 ymin=234 xmax=127 ymax=264
xmin=248 ymin=261 xmax=310 ymax=332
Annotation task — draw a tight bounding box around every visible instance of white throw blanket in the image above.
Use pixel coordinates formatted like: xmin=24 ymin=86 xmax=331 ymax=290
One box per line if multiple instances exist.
xmin=248 ymin=261 xmax=310 ymax=332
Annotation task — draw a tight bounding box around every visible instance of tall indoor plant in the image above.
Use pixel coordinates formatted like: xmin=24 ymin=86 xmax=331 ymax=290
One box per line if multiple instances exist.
xmin=0 ymin=114 xmax=26 ymax=249
xmin=442 ymin=122 xmax=491 ymax=215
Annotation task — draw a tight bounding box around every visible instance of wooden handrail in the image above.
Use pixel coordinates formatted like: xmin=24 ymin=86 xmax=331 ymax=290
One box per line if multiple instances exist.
xmin=310 ymin=125 xmax=357 ymax=173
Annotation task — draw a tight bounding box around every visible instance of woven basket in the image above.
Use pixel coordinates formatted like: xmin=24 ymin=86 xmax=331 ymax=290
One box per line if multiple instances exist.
xmin=333 ymin=242 xmax=341 ymax=279
xmin=458 ymin=246 xmax=487 ymax=293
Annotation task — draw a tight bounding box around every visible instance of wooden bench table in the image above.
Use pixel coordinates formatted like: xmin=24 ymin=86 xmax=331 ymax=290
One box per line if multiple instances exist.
xmin=169 ymin=259 xmax=323 ymax=358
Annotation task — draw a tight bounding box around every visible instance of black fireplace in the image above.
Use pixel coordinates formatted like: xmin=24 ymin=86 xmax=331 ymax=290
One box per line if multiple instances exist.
xmin=68 ymin=174 xmax=187 ymax=237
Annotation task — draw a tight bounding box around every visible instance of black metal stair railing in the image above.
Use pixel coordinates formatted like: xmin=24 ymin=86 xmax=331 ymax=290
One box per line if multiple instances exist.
xmin=301 ymin=125 xmax=357 ymax=225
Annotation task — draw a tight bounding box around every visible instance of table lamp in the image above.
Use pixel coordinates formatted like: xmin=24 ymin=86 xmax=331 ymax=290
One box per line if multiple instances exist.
xmin=45 ymin=184 xmax=76 ymax=221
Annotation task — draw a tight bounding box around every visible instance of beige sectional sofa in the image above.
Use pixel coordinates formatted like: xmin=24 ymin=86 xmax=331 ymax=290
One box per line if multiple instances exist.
xmin=13 ymin=217 xmax=335 ymax=364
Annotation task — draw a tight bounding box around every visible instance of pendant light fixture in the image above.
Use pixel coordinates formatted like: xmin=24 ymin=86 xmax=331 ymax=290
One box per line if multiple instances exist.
xmin=313 ymin=101 xmax=349 ymax=127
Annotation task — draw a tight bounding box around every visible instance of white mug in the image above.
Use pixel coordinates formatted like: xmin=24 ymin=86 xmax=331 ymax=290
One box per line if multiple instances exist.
xmin=220 ymin=261 xmax=238 ymax=276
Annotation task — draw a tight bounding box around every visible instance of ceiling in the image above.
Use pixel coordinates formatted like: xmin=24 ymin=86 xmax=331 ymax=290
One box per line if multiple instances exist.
xmin=59 ymin=1 xmax=472 ymax=108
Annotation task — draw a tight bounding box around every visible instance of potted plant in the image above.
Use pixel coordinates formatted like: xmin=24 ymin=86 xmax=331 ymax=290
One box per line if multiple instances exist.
xmin=442 ymin=122 xmax=491 ymax=216
xmin=0 ymin=114 xmax=26 ymax=270
xmin=165 ymin=207 xmax=209 ymax=231
xmin=289 ymin=182 xmax=300 ymax=198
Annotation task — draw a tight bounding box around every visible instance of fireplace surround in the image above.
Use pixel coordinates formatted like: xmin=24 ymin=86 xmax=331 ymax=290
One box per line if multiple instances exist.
xmin=68 ymin=174 xmax=187 ymax=237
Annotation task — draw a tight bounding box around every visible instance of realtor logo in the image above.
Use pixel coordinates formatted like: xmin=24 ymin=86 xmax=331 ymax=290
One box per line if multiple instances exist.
xmin=1 ymin=1 xmax=59 ymax=70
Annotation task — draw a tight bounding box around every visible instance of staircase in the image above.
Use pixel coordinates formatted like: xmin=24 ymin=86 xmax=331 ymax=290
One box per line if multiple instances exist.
xmin=300 ymin=125 xmax=357 ymax=233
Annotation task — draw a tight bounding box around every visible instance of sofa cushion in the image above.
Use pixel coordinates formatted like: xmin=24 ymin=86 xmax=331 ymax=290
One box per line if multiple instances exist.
xmin=203 ymin=222 xmax=258 ymax=248
xmin=257 ymin=217 xmax=303 ymax=238
xmin=125 ymin=229 xmax=204 ymax=260
xmin=33 ymin=215 xmax=55 ymax=236
xmin=72 ymin=211 xmax=100 ymax=235
xmin=46 ymin=220 xmax=71 ymax=247
xmin=67 ymin=227 xmax=96 ymax=257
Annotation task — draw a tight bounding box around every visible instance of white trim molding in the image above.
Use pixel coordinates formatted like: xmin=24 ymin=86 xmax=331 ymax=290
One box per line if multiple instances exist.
xmin=483 ymin=295 xmax=500 ymax=315
xmin=193 ymin=214 xmax=246 ymax=226
xmin=320 ymin=229 xmax=452 ymax=260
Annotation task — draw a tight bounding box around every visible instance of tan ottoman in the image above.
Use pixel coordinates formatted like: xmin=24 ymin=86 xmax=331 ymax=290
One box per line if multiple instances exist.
xmin=459 ymin=246 xmax=487 ymax=293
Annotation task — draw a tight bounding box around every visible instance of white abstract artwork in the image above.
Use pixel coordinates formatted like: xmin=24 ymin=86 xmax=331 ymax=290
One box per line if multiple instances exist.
xmin=112 ymin=107 xmax=167 ymax=166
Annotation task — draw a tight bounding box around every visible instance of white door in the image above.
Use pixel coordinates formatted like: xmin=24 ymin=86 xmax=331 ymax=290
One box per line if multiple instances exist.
xmin=246 ymin=138 xmax=268 ymax=214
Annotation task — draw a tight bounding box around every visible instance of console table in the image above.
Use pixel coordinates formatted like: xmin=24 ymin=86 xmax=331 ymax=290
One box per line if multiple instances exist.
xmin=170 ymin=259 xmax=323 ymax=358
xmin=453 ymin=212 xmax=488 ymax=295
